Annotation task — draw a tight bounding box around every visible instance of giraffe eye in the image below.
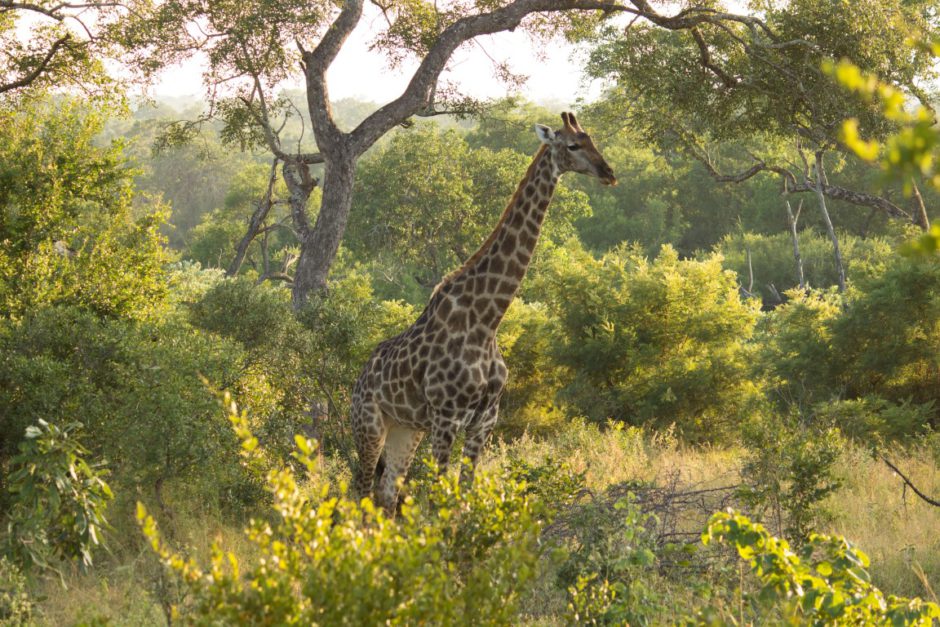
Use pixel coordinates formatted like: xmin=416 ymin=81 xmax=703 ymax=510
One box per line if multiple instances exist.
xmin=567 ymin=144 xmax=580 ymax=151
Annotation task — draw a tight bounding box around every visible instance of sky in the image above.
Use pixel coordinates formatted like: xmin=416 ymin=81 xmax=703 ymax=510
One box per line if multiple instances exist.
xmin=153 ymin=4 xmax=603 ymax=106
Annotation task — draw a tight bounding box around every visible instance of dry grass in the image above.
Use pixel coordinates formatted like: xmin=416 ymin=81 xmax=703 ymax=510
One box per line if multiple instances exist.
xmin=826 ymin=444 xmax=940 ymax=601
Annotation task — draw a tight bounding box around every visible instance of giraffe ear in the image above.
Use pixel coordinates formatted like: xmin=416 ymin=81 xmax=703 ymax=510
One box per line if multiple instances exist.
xmin=534 ymin=124 xmax=555 ymax=144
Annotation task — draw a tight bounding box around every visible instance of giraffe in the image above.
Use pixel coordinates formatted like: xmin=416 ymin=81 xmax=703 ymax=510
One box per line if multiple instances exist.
xmin=350 ymin=112 xmax=616 ymax=512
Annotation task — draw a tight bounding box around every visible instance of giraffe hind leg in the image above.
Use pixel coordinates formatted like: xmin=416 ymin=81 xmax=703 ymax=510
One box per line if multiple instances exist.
xmin=352 ymin=398 xmax=387 ymax=501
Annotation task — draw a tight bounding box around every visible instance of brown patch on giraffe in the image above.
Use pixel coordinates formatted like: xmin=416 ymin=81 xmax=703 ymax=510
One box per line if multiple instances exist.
xmin=447 ymin=310 xmax=467 ymax=332
xmin=437 ymin=297 xmax=452 ymax=319
xmin=497 ymin=280 xmax=516 ymax=295
xmin=500 ymin=233 xmax=516 ymax=255
xmin=489 ymin=256 xmax=504 ymax=275
xmin=506 ymin=259 xmax=524 ymax=279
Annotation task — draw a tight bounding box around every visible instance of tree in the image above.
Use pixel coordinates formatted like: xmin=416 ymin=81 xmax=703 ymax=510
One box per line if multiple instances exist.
xmin=581 ymin=0 xmax=939 ymax=291
xmin=136 ymin=0 xmax=804 ymax=307
xmin=0 ymin=0 xmax=149 ymax=100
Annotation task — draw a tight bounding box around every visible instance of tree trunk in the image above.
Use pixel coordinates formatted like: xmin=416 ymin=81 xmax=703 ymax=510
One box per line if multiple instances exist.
xmin=291 ymin=153 xmax=357 ymax=308
xmin=813 ymin=153 xmax=846 ymax=293
xmin=910 ymin=178 xmax=931 ymax=231
xmin=785 ymin=198 xmax=805 ymax=290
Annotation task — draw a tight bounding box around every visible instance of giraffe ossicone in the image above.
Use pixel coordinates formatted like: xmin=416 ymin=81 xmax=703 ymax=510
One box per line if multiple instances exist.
xmin=350 ymin=111 xmax=616 ymax=512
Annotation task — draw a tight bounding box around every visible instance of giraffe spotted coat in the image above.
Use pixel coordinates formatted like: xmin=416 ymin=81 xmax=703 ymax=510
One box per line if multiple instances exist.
xmin=350 ymin=112 xmax=616 ymax=511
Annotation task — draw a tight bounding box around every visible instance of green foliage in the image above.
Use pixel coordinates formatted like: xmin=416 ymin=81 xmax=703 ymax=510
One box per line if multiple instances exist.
xmin=831 ymin=257 xmax=940 ymax=411
xmin=0 ymin=557 xmax=33 ymax=626
xmin=138 ymin=395 xmax=549 ymax=625
xmin=0 ymin=100 xmax=170 ymax=320
xmin=740 ymin=415 xmax=844 ymax=542
xmin=0 ymin=307 xmax=256 ymax=511
xmin=702 ymin=511 xmax=940 ymax=625
xmin=534 ymin=241 xmax=761 ymax=441
xmin=1 ymin=420 xmax=112 ymax=572
xmin=495 ymin=299 xmax=566 ymax=437
xmin=814 ymin=397 xmax=935 ymax=444
xmin=558 ymin=495 xmax=670 ymax=625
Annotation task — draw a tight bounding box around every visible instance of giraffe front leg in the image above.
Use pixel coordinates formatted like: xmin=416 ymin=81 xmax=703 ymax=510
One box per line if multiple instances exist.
xmin=460 ymin=402 xmax=499 ymax=487
xmin=376 ymin=425 xmax=424 ymax=515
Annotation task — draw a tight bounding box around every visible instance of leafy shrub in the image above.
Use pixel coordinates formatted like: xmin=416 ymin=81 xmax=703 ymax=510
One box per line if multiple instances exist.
xmin=496 ymin=300 xmax=566 ymax=437
xmin=813 ymin=396 xmax=935 ymax=444
xmin=740 ymin=414 xmax=844 ymax=542
xmin=139 ymin=396 xmax=549 ymax=625
xmin=759 ymin=255 xmax=940 ymax=432
xmin=533 ymin=241 xmax=762 ymax=441
xmin=831 ymin=256 xmax=940 ymax=418
xmin=558 ymin=495 xmax=667 ymax=625
xmin=0 ymin=558 xmax=33 ymax=626
xmin=701 ymin=511 xmax=940 ymax=625
xmin=0 ymin=307 xmax=257 ymax=512
xmin=757 ymin=288 xmax=843 ymax=405
xmin=0 ymin=100 xmax=169 ymax=321
xmin=1 ymin=420 xmax=112 ymax=572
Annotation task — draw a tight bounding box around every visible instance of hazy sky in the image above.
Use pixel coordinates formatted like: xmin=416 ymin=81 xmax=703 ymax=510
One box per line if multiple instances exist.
xmin=154 ymin=5 xmax=601 ymax=106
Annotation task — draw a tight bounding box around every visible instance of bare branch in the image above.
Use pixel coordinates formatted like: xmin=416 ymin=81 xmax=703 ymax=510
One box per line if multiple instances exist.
xmin=228 ymin=157 xmax=280 ymax=277
xmin=882 ymin=455 xmax=940 ymax=508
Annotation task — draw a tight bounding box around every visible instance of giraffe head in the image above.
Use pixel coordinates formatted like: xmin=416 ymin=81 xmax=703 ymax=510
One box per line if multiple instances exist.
xmin=535 ymin=112 xmax=617 ymax=186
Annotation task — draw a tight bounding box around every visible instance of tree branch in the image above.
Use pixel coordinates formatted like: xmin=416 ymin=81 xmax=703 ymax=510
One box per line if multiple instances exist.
xmin=684 ymin=140 xmax=911 ymax=220
xmin=0 ymin=35 xmax=72 ymax=94
xmin=301 ymin=0 xmax=364 ymax=151
xmin=882 ymin=455 xmax=940 ymax=508
xmin=348 ymin=0 xmax=627 ymax=155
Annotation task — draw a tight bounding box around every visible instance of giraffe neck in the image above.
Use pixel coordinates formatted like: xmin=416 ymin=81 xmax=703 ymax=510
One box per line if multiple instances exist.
xmin=435 ymin=145 xmax=559 ymax=331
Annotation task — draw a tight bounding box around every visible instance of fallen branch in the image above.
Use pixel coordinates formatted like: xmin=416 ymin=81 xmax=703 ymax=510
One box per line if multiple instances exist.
xmin=882 ymin=455 xmax=940 ymax=508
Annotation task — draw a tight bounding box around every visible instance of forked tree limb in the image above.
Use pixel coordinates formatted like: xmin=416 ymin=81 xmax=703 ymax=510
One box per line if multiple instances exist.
xmin=882 ymin=455 xmax=940 ymax=508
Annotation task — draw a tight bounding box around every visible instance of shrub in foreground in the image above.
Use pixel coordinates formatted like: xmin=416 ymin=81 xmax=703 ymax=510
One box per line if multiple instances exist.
xmin=138 ymin=395 xmax=550 ymax=625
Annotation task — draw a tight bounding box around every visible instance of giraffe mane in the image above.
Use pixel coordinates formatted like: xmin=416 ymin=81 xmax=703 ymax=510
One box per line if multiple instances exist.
xmin=432 ymin=143 xmax=550 ymax=296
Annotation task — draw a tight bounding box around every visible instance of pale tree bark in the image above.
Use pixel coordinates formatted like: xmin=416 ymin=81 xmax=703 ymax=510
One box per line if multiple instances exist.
xmin=813 ymin=152 xmax=846 ymax=293
xmin=785 ymin=198 xmax=805 ymax=290
xmin=910 ymin=179 xmax=931 ymax=231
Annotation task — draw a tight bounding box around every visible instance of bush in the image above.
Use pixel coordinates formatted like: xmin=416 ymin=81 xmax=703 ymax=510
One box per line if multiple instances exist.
xmin=0 ymin=307 xmax=257 ymax=513
xmin=831 ymin=256 xmax=940 ymax=419
xmin=1 ymin=420 xmax=112 ymax=572
xmin=758 ymin=255 xmax=940 ymax=433
xmin=716 ymin=229 xmax=895 ymax=298
xmin=740 ymin=413 xmax=844 ymax=542
xmin=700 ymin=511 xmax=940 ymax=625
xmin=139 ymin=396 xmax=550 ymax=625
xmin=533 ymin=241 xmax=762 ymax=442
xmin=0 ymin=100 xmax=170 ymax=321
xmin=0 ymin=558 xmax=33 ymax=626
